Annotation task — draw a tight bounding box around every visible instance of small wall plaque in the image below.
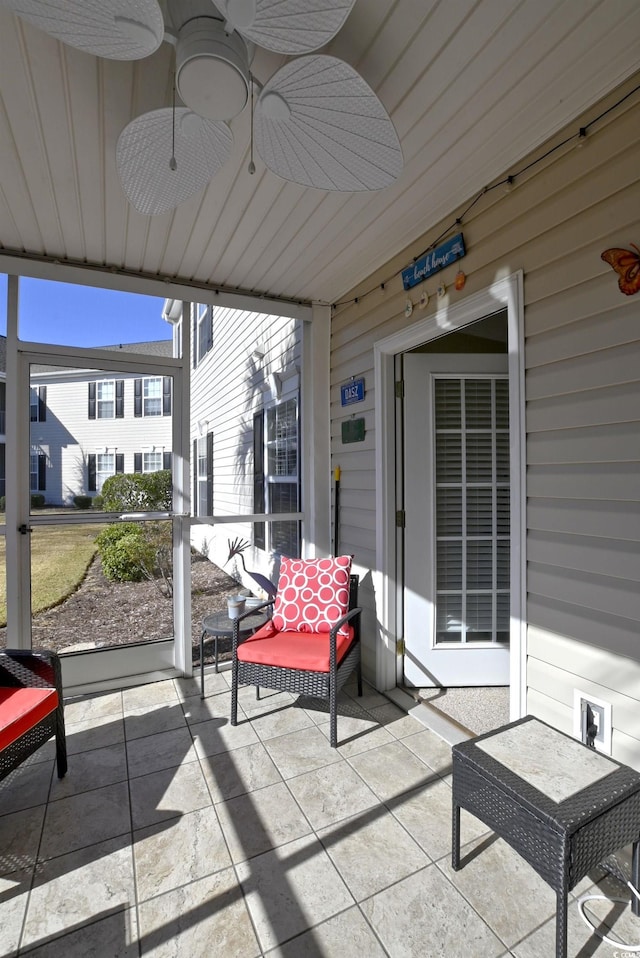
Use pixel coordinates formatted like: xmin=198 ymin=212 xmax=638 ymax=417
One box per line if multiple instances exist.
xmin=342 ymin=418 xmax=365 ymax=443
xmin=340 ymin=377 xmax=365 ymax=406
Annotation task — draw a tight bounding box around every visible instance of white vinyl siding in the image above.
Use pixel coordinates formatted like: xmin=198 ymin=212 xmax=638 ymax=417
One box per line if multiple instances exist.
xmin=189 ymin=304 xmax=301 ymax=579
xmin=328 ymin=77 xmax=640 ymax=762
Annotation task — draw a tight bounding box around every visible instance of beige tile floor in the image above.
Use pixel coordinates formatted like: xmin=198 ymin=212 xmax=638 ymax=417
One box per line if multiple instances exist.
xmin=1 ymin=672 xmax=638 ymax=957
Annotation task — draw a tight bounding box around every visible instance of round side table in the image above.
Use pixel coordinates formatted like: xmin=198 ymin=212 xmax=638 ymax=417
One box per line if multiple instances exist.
xmin=199 ymin=610 xmax=267 ymax=698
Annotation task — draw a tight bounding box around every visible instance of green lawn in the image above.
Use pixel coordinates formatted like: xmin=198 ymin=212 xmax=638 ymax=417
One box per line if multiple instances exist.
xmin=0 ymin=524 xmax=99 ymax=626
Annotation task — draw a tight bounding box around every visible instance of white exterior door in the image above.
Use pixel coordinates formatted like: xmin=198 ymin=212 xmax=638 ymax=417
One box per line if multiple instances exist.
xmin=403 ymin=353 xmax=510 ymax=687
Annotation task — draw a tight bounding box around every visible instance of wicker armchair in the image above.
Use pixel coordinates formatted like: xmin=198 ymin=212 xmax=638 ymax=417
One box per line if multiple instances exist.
xmin=230 ymin=564 xmax=362 ymax=748
xmin=0 ymin=649 xmax=67 ymax=782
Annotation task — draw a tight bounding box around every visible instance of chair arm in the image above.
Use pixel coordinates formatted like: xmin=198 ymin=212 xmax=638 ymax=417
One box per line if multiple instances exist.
xmin=329 ymin=606 xmax=362 ymax=640
xmin=0 ymin=649 xmax=61 ymax=692
xmin=329 ymin=607 xmax=362 ymax=671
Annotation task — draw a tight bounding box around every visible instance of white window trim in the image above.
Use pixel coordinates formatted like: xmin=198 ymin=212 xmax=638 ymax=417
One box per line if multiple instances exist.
xmin=373 ymin=272 xmax=526 ymax=719
xmin=142 ymin=375 xmax=163 ymax=417
xmin=96 ymin=379 xmax=116 ymax=419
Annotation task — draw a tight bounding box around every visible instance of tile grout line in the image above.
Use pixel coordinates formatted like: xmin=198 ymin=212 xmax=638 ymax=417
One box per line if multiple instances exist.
xmin=120 ymin=689 xmax=143 ymax=958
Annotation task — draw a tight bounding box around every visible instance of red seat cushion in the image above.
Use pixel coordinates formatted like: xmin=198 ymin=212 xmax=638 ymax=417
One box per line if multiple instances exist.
xmin=272 ymin=555 xmax=352 ymax=636
xmin=237 ymin=620 xmax=355 ymax=672
xmin=0 ymin=687 xmax=59 ymax=752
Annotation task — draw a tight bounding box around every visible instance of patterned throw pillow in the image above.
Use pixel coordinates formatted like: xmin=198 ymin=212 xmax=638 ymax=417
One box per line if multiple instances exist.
xmin=272 ymin=556 xmax=352 ymax=635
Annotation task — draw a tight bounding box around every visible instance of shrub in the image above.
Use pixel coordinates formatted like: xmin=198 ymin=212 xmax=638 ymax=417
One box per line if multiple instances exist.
xmin=100 ymin=532 xmax=156 ymax=583
xmin=92 ymin=495 xmax=104 ymax=511
xmin=73 ymin=495 xmax=92 ymax=510
xmin=30 ymin=494 xmax=45 ymax=509
xmin=101 ymin=470 xmax=172 ymax=513
xmin=0 ymin=496 xmax=5 ymax=513
xmin=95 ymin=520 xmax=173 ymax=596
xmin=95 ymin=522 xmax=142 ymax=552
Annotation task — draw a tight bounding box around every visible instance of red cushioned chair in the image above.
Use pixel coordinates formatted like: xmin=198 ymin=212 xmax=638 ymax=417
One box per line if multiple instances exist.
xmin=0 ymin=649 xmax=67 ymax=782
xmin=230 ymin=556 xmax=362 ymax=748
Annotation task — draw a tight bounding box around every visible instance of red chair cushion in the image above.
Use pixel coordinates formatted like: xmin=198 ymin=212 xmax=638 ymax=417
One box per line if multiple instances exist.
xmin=272 ymin=555 xmax=352 ymax=636
xmin=237 ymin=621 xmax=355 ymax=672
xmin=0 ymin=687 xmax=59 ymax=752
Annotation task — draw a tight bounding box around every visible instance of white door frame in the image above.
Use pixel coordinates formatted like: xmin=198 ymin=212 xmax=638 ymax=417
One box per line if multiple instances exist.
xmin=373 ymin=271 xmax=526 ymax=721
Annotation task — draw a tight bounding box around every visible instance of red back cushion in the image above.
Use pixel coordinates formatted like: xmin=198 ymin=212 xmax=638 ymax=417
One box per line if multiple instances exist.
xmin=272 ymin=556 xmax=352 ymax=635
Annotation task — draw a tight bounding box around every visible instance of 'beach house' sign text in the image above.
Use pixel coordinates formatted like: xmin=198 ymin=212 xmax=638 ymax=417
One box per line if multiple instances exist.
xmin=402 ymin=233 xmax=466 ymax=291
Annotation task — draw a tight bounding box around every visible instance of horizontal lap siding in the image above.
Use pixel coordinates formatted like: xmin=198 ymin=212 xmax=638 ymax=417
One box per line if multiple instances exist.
xmin=190 ymin=305 xmax=300 ymax=576
xmin=330 ymin=73 xmax=640 ymax=756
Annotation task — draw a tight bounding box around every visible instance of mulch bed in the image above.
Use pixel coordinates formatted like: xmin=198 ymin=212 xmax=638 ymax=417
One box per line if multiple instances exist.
xmin=0 ymin=553 xmax=245 ymax=667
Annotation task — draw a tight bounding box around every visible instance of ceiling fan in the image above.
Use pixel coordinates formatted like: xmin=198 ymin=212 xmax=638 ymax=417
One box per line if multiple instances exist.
xmin=0 ymin=0 xmax=404 ymax=215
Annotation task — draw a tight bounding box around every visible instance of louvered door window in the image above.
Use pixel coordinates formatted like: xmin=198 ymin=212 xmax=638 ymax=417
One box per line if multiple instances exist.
xmin=434 ymin=377 xmax=510 ymax=645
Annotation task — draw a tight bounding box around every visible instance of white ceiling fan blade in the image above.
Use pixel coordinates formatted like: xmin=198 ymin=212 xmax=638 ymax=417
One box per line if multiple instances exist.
xmin=254 ymin=56 xmax=403 ymax=192
xmin=214 ymin=0 xmax=356 ymax=55
xmin=116 ymin=108 xmax=233 ymax=215
xmin=0 ymin=0 xmax=165 ymax=60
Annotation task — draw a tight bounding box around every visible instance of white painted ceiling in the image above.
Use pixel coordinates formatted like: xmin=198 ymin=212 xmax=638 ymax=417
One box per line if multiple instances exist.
xmin=0 ymin=0 xmax=638 ymax=305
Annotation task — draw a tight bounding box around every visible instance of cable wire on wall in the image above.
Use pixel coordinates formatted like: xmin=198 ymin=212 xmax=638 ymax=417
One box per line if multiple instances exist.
xmin=331 ymin=82 xmax=640 ymax=314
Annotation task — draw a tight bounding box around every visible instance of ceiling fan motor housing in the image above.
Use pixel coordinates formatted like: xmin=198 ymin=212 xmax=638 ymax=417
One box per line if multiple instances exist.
xmin=176 ymin=17 xmax=250 ymax=122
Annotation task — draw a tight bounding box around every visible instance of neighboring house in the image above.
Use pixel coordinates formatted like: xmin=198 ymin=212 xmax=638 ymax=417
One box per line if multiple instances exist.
xmin=27 ymin=341 xmax=172 ymax=506
xmin=164 ymin=299 xmax=301 ymax=589
xmin=0 ymin=335 xmax=5 ymax=499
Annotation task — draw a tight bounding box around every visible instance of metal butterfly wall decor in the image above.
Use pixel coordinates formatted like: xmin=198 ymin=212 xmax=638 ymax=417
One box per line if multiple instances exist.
xmin=601 ymin=243 xmax=640 ymax=296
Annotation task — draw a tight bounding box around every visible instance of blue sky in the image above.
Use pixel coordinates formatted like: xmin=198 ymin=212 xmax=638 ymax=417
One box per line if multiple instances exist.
xmin=0 ymin=274 xmax=171 ymax=347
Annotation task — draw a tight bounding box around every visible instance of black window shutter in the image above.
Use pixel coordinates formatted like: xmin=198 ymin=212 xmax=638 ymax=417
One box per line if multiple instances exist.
xmin=115 ymin=380 xmax=124 ymax=418
xmin=163 ymin=451 xmax=171 ymax=470
xmin=206 ymin=431 xmax=213 ymax=515
xmin=134 ymin=452 xmax=142 ymax=473
xmin=38 ymin=453 xmax=46 ymax=491
xmin=162 ymin=377 xmax=172 ymax=416
xmin=192 ymin=439 xmax=198 ymax=514
xmin=38 ymin=386 xmax=47 ymax=422
xmin=88 ymin=454 xmax=96 ymax=491
xmin=134 ymin=379 xmax=142 ymax=417
xmin=206 ymin=307 xmax=213 ymax=353
xmin=88 ymin=382 xmax=96 ymax=419
xmin=192 ymin=313 xmax=198 ymax=368
xmin=253 ymin=411 xmax=265 ymax=549
xmin=115 ymin=453 xmax=124 ymax=474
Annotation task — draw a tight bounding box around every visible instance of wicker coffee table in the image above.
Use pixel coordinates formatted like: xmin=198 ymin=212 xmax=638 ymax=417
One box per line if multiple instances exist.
xmin=452 ymin=715 xmax=640 ymax=958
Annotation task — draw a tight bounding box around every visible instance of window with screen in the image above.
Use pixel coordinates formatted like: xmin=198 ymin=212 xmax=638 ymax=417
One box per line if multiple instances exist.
xmin=265 ymin=397 xmax=299 ymax=558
